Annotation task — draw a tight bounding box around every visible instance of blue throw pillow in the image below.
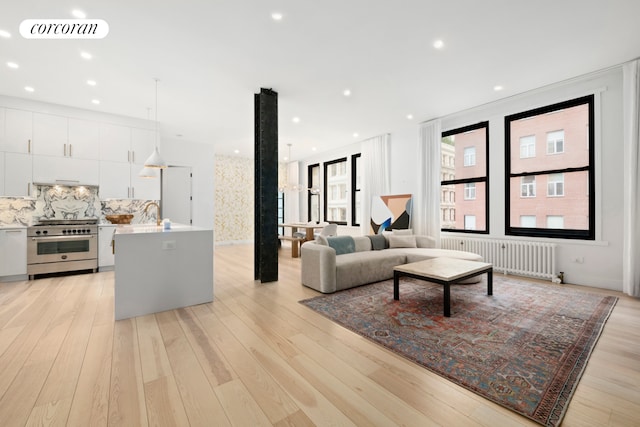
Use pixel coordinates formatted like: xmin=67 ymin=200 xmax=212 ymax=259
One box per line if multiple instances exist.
xmin=326 ymin=236 xmax=356 ymax=255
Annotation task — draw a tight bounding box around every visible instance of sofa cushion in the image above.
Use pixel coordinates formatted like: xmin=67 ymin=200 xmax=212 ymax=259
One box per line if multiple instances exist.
xmin=392 ymin=229 xmax=413 ymax=235
xmin=316 ymin=235 xmax=328 ymax=246
xmin=327 ymin=236 xmax=356 ymax=255
xmin=388 ymin=234 xmax=417 ymax=248
xmin=367 ymin=234 xmax=387 ymax=250
xmin=399 ymin=248 xmax=483 ymax=263
xmin=335 ymin=250 xmax=407 ymax=291
xmin=353 ymin=236 xmax=372 ymax=252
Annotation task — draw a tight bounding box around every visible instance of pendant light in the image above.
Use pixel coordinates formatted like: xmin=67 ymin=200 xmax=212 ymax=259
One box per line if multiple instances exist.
xmin=139 ymin=106 xmax=160 ymax=178
xmin=143 ymin=78 xmax=167 ymax=169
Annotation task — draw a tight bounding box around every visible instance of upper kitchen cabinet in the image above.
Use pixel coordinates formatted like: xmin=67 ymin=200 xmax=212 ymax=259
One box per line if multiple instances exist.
xmin=3 ymin=152 xmax=33 ymax=197
xmin=0 ymin=152 xmax=4 ymax=194
xmin=32 ymin=113 xmax=68 ymax=157
xmin=0 ymin=108 xmax=33 ymax=154
xmin=67 ymin=118 xmax=100 ymax=160
xmin=130 ymin=128 xmax=156 ymax=165
xmin=99 ymin=123 xmax=131 ymax=163
xmin=32 ymin=155 xmax=99 ymax=186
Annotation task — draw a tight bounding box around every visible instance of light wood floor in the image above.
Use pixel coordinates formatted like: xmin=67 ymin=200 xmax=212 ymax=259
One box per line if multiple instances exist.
xmin=0 ymin=243 xmax=639 ymax=426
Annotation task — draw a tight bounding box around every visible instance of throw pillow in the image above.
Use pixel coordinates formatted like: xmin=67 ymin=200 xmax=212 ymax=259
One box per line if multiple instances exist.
xmin=367 ymin=234 xmax=387 ymax=250
xmin=316 ymin=235 xmax=329 ymax=246
xmin=392 ymin=229 xmax=413 ymax=235
xmin=326 ymin=236 xmax=356 ymax=255
xmin=388 ymin=235 xmax=417 ymax=248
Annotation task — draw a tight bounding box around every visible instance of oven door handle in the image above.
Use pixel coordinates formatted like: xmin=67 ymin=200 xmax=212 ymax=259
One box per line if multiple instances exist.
xmin=30 ymin=235 xmax=95 ymax=242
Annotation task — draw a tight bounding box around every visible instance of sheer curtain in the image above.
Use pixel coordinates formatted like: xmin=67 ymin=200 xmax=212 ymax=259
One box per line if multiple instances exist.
xmin=414 ymin=119 xmax=442 ymax=246
xmin=360 ymin=134 xmax=390 ymax=235
xmin=623 ymin=59 xmax=640 ymax=297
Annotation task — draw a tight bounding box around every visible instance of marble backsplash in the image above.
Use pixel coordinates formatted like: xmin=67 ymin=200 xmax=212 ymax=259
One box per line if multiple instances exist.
xmin=0 ymin=184 xmax=158 ymax=226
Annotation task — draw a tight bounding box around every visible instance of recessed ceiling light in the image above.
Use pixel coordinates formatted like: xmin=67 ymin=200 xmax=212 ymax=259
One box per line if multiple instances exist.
xmin=0 ymin=29 xmax=11 ymax=38
xmin=343 ymin=89 xmax=351 ymax=97
xmin=353 ymin=133 xmax=359 ymax=138
xmin=406 ymin=114 xmax=414 ymax=120
xmin=7 ymin=61 xmax=19 ymax=69
xmin=234 ymin=149 xmax=240 ymax=154
xmin=271 ymin=12 xmax=283 ymax=21
xmin=91 ymin=99 xmax=100 ymax=105
xmin=292 ymin=117 xmax=300 ymax=123
xmin=494 ymin=85 xmax=504 ymax=91
xmin=283 ymin=156 xmax=289 ymax=161
xmin=80 ymin=51 xmax=92 ymax=60
xmin=86 ymin=79 xmax=97 ymax=86
xmin=71 ymin=9 xmax=86 ymax=19
xmin=433 ymin=39 xmax=444 ymax=49
xmin=24 ymin=86 xmax=34 ymax=92
xmin=312 ymin=147 xmax=317 ymax=151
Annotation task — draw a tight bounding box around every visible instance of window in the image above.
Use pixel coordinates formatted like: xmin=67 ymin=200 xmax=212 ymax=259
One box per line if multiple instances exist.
xmin=307 ymin=164 xmax=320 ymax=222
xmin=505 ymin=95 xmax=594 ymax=239
xmin=519 ymin=135 xmax=536 ymax=158
xmin=520 ymin=215 xmax=536 ymax=228
xmin=351 ymin=154 xmax=361 ymax=226
xmin=547 ymin=173 xmax=564 ymax=197
xmin=521 ymin=176 xmax=536 ymax=197
xmin=278 ymin=192 xmax=284 ymax=235
xmin=463 ymin=147 xmax=476 ymax=166
xmin=547 ymin=130 xmax=564 ymax=154
xmin=464 ymin=215 xmax=476 ymax=230
xmin=464 ymin=183 xmax=476 ymax=200
xmin=324 ymin=157 xmax=348 ymax=225
xmin=546 ymin=215 xmax=564 ymax=229
xmin=440 ymin=122 xmax=489 ymax=233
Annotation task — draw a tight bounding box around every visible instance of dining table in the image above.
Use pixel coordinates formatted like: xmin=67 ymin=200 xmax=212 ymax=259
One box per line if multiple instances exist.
xmin=278 ymin=222 xmax=325 ymax=257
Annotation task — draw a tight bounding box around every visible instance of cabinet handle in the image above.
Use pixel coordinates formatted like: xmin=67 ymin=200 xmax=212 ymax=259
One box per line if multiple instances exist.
xmin=131 ymin=187 xmax=135 ymax=198
xmin=28 ymin=139 xmax=31 ymax=153
xmin=69 ymin=144 xmax=72 ymax=157
xmin=5 ymin=230 xmax=23 ymax=233
xmin=112 ymin=239 xmax=115 ymax=254
xmin=27 ymin=182 xmax=30 ymax=195
xmin=64 ymin=143 xmax=67 ymax=156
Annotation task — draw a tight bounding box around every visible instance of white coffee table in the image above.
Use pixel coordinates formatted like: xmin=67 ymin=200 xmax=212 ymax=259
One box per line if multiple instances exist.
xmin=393 ymin=258 xmax=493 ymax=317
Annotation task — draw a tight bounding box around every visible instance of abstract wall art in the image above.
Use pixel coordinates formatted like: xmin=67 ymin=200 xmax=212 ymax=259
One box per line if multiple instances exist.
xmin=370 ymin=194 xmax=412 ymax=234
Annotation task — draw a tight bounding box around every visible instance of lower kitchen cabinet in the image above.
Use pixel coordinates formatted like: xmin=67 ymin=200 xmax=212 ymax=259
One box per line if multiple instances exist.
xmin=98 ymin=225 xmax=116 ymax=270
xmin=0 ymin=227 xmax=27 ymax=281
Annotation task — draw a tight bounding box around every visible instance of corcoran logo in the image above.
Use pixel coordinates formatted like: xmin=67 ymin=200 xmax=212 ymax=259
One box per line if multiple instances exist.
xmin=19 ymin=19 xmax=109 ymax=39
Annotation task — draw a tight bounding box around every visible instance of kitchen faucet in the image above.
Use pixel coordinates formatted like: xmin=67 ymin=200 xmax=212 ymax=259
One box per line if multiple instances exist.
xmin=144 ymin=202 xmax=162 ymax=226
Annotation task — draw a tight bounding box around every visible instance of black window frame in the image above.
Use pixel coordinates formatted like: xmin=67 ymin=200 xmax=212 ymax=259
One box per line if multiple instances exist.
xmin=505 ymin=94 xmax=595 ymax=240
xmin=351 ymin=153 xmax=361 ymax=227
xmin=441 ymin=121 xmax=490 ymax=234
xmin=323 ymin=157 xmax=348 ymax=225
xmin=307 ymin=163 xmax=320 ymax=223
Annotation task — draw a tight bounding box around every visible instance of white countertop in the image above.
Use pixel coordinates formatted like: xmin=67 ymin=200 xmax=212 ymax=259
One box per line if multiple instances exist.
xmin=114 ymin=223 xmax=210 ymax=234
xmin=0 ymin=225 xmax=26 ymax=229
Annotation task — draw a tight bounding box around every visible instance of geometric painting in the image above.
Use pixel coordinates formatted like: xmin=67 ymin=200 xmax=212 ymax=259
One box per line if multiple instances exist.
xmin=370 ymin=194 xmax=412 ymax=234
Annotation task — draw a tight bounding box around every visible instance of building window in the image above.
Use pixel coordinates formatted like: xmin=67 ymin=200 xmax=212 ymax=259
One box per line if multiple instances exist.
xmin=464 ymin=183 xmax=476 ymax=200
xmin=505 ymin=95 xmax=594 ymax=240
xmin=546 ymin=215 xmax=564 ymax=229
xmin=324 ymin=157 xmax=348 ymax=225
xmin=547 ymin=173 xmax=564 ymax=197
xmin=440 ymin=122 xmax=489 ymax=233
xmin=519 ymin=135 xmax=536 ymax=158
xmin=307 ymin=164 xmax=320 ymax=222
xmin=464 ymin=215 xmax=476 ymax=230
xmin=521 ymin=176 xmax=536 ymax=197
xmin=463 ymin=146 xmax=476 ymax=166
xmin=351 ymin=154 xmax=361 ymax=227
xmin=278 ymin=192 xmax=285 ymax=235
xmin=520 ymin=215 xmax=536 ymax=228
xmin=547 ymin=130 xmax=564 ymax=154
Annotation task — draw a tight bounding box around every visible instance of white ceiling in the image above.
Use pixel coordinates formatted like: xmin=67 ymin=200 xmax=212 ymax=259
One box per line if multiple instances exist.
xmin=1 ymin=0 xmax=639 ymax=160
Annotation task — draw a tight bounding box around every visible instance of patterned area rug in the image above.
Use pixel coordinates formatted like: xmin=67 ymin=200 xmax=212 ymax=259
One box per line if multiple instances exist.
xmin=300 ymin=276 xmax=617 ymax=426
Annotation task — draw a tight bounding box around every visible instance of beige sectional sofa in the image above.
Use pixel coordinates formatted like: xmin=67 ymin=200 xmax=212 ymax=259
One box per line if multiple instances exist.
xmin=300 ymin=232 xmax=483 ymax=294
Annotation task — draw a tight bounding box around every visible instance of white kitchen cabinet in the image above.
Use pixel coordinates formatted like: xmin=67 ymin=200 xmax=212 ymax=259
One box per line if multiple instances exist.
xmin=32 ymin=113 xmax=68 ymax=157
xmin=33 ymin=155 xmax=99 ymax=186
xmin=99 ymin=161 xmax=159 ymax=200
xmin=99 ymin=123 xmax=131 ymax=163
xmin=0 ymin=228 xmax=27 ymax=280
xmin=98 ymin=225 xmax=116 ymax=269
xmin=0 ymin=108 xmax=32 ymax=154
xmin=131 ymin=128 xmax=156 ymax=165
xmin=3 ymin=152 xmax=33 ymax=197
xmin=0 ymin=151 xmax=4 ymax=194
xmin=0 ymin=108 xmax=5 ymax=144
xmin=68 ymin=118 xmax=100 ymax=160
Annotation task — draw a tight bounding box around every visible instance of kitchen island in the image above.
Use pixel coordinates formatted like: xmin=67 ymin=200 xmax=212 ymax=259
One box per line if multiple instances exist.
xmin=113 ymin=223 xmax=213 ymax=320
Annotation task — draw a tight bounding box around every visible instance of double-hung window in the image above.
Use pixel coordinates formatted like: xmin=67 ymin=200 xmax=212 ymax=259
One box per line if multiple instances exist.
xmin=440 ymin=122 xmax=489 ymax=233
xmin=324 ymin=157 xmax=348 ymax=224
xmin=505 ymin=95 xmax=594 ymax=239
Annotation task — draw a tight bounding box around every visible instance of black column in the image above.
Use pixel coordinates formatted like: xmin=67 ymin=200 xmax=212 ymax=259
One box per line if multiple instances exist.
xmin=254 ymin=88 xmax=278 ymax=283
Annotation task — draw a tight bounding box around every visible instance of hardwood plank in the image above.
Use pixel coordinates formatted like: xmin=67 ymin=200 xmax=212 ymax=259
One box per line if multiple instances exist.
xmin=213 ymin=379 xmax=277 ymax=427
xmin=143 ymin=375 xmax=190 ymax=427
xmin=136 ymin=314 xmax=173 ymax=383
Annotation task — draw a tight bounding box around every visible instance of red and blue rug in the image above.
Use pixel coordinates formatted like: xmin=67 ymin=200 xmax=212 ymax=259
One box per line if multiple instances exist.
xmin=300 ymin=276 xmax=617 ymax=426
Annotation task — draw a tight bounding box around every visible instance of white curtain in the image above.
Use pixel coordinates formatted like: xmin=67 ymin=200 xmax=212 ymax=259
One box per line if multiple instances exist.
xmin=360 ymin=134 xmax=391 ymax=235
xmin=414 ymin=119 xmax=442 ymax=246
xmin=623 ymin=59 xmax=640 ymax=297
xmin=284 ymin=161 xmax=301 ymax=226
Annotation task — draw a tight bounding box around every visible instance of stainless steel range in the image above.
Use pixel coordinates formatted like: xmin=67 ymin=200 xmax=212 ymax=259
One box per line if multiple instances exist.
xmin=27 ymin=219 xmax=98 ymax=279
